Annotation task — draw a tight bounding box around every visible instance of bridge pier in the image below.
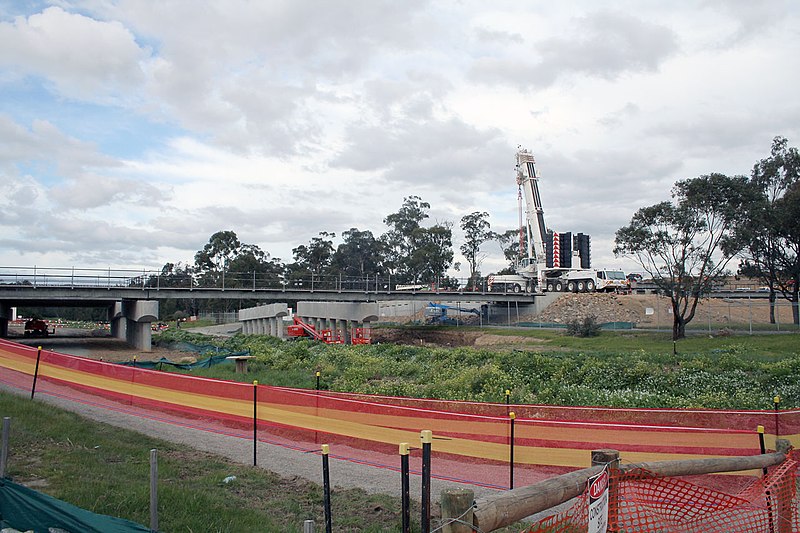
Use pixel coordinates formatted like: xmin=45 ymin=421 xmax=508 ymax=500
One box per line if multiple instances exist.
xmin=110 ymin=300 xmax=158 ymax=351
xmin=0 ymin=303 xmax=9 ymax=338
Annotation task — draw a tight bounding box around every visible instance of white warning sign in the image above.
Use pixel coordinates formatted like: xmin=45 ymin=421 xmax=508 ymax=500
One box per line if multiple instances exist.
xmin=587 ymin=465 xmax=609 ymax=533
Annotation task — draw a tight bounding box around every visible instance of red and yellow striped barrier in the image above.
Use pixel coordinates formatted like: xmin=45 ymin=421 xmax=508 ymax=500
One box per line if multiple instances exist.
xmin=1 ymin=338 xmax=795 ymax=489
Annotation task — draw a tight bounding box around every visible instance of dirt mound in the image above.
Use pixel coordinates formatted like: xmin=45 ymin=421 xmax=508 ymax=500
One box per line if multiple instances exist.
xmin=371 ymin=328 xmax=482 ymax=347
xmin=529 ymin=292 xmax=645 ymax=325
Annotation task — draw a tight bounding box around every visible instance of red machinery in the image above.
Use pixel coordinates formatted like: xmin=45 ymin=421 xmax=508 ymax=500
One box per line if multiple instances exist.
xmin=351 ymin=327 xmax=371 ymax=345
xmin=287 ymin=317 xmax=344 ymax=344
xmin=286 ymin=317 xmax=371 ymax=344
xmin=23 ymin=319 xmax=55 ymax=337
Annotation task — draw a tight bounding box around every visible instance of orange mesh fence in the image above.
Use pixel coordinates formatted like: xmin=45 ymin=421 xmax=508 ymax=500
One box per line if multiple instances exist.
xmin=524 ymin=450 xmax=800 ymax=533
xmin=0 ymin=339 xmax=794 ymax=491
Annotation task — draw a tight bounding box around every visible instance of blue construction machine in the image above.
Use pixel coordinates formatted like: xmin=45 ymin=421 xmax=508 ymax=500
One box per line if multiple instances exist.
xmin=424 ymin=302 xmax=487 ymax=325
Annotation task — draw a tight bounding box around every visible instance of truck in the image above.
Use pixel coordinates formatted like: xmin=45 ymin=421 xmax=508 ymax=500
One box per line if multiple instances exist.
xmin=488 ymin=148 xmax=628 ymax=293
xmin=23 ymin=318 xmax=55 ymax=337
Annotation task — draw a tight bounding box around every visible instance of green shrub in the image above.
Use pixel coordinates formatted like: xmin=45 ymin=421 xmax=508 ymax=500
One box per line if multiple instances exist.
xmin=565 ymin=316 xmax=601 ymax=337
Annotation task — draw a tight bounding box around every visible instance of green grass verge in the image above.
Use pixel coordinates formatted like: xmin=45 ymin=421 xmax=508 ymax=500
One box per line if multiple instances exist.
xmin=2 ymin=391 xmax=527 ymax=532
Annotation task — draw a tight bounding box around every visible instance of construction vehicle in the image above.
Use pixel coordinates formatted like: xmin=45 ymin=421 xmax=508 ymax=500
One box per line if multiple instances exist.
xmin=351 ymin=327 xmax=371 ymax=345
xmin=424 ymin=302 xmax=485 ymax=325
xmin=488 ymin=148 xmax=628 ymax=293
xmin=286 ymin=316 xmax=352 ymax=344
xmin=23 ymin=318 xmax=55 ymax=337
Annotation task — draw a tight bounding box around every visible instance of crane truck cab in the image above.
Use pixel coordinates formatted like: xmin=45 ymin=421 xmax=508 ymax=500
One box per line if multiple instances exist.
xmin=562 ymin=269 xmax=627 ymax=293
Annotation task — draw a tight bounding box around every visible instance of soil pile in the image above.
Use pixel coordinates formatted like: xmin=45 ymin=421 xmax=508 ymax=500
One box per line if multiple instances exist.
xmin=527 ymin=292 xmax=646 ymax=325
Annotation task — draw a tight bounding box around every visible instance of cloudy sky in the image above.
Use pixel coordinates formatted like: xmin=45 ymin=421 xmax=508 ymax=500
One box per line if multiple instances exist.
xmin=1 ymin=1 xmax=798 ymax=280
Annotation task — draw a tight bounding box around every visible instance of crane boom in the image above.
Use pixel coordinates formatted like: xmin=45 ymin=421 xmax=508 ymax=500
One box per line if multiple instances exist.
xmin=516 ymin=148 xmax=547 ymax=267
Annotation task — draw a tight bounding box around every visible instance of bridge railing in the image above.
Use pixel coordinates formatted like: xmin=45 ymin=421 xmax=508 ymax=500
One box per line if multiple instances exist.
xmin=0 ymin=266 xmax=506 ymax=294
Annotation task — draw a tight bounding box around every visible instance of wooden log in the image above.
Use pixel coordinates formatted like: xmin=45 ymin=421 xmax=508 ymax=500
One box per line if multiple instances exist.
xmin=441 ymin=488 xmax=474 ymax=533
xmin=474 ymin=465 xmax=605 ymax=532
xmin=473 ymin=450 xmax=788 ymax=532
xmin=619 ymin=451 xmax=786 ymax=478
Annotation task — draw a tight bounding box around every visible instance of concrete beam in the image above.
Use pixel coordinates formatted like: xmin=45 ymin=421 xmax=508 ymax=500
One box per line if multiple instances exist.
xmin=238 ymin=303 xmax=289 ymax=337
xmin=239 ymin=303 xmax=289 ymax=321
xmin=296 ymin=301 xmax=379 ymax=323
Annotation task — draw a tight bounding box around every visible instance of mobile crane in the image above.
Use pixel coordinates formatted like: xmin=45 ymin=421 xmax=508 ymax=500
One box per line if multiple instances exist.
xmin=488 ymin=148 xmax=627 ymax=293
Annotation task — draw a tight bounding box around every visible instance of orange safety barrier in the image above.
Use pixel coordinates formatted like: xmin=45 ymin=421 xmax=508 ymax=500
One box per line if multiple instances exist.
xmin=0 ymin=338 xmax=796 ymax=490
xmin=524 ymin=450 xmax=800 ymax=532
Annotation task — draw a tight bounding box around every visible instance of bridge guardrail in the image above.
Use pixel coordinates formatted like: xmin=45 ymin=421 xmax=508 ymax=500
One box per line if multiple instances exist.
xmin=0 ymin=266 xmax=508 ymax=295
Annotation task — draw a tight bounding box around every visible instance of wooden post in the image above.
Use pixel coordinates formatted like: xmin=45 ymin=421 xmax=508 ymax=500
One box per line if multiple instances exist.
xmin=150 ymin=449 xmax=158 ymax=532
xmin=0 ymin=417 xmax=9 ymax=478
xmin=441 ymin=488 xmax=474 ymax=533
xmin=592 ymin=449 xmax=620 ymax=532
xmin=775 ymin=439 xmax=792 ymax=533
xmin=474 ymin=449 xmax=789 ymax=532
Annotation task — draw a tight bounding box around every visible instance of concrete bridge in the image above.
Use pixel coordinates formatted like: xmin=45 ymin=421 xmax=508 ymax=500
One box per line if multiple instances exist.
xmin=0 ymin=266 xmax=540 ymax=350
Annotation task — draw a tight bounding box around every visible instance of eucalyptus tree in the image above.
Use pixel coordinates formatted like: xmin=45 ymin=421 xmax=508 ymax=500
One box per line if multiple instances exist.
xmin=733 ymin=136 xmax=800 ymax=324
xmin=332 ymin=228 xmax=384 ymax=282
xmin=493 ymin=228 xmax=524 ymax=274
xmin=379 ymin=196 xmax=455 ymax=285
xmin=380 ymin=196 xmax=430 ymax=282
xmin=460 ymin=211 xmax=491 ymax=290
xmin=615 ymin=174 xmax=753 ymax=339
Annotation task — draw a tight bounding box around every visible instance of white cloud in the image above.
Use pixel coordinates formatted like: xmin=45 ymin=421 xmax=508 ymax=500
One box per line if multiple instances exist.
xmin=0 ymin=6 xmax=148 ymax=101
xmin=0 ymin=1 xmax=798 ymax=278
xmin=468 ymin=10 xmax=678 ymax=90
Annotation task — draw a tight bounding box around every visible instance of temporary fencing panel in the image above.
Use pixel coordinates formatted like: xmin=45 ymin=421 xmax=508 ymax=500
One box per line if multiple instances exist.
xmin=524 ymin=450 xmax=800 ymax=533
xmin=0 ymin=339 xmax=796 ymax=491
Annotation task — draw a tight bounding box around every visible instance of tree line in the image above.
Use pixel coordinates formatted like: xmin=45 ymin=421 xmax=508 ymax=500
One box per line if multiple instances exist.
xmin=154 ymin=195 xmax=505 ymax=317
